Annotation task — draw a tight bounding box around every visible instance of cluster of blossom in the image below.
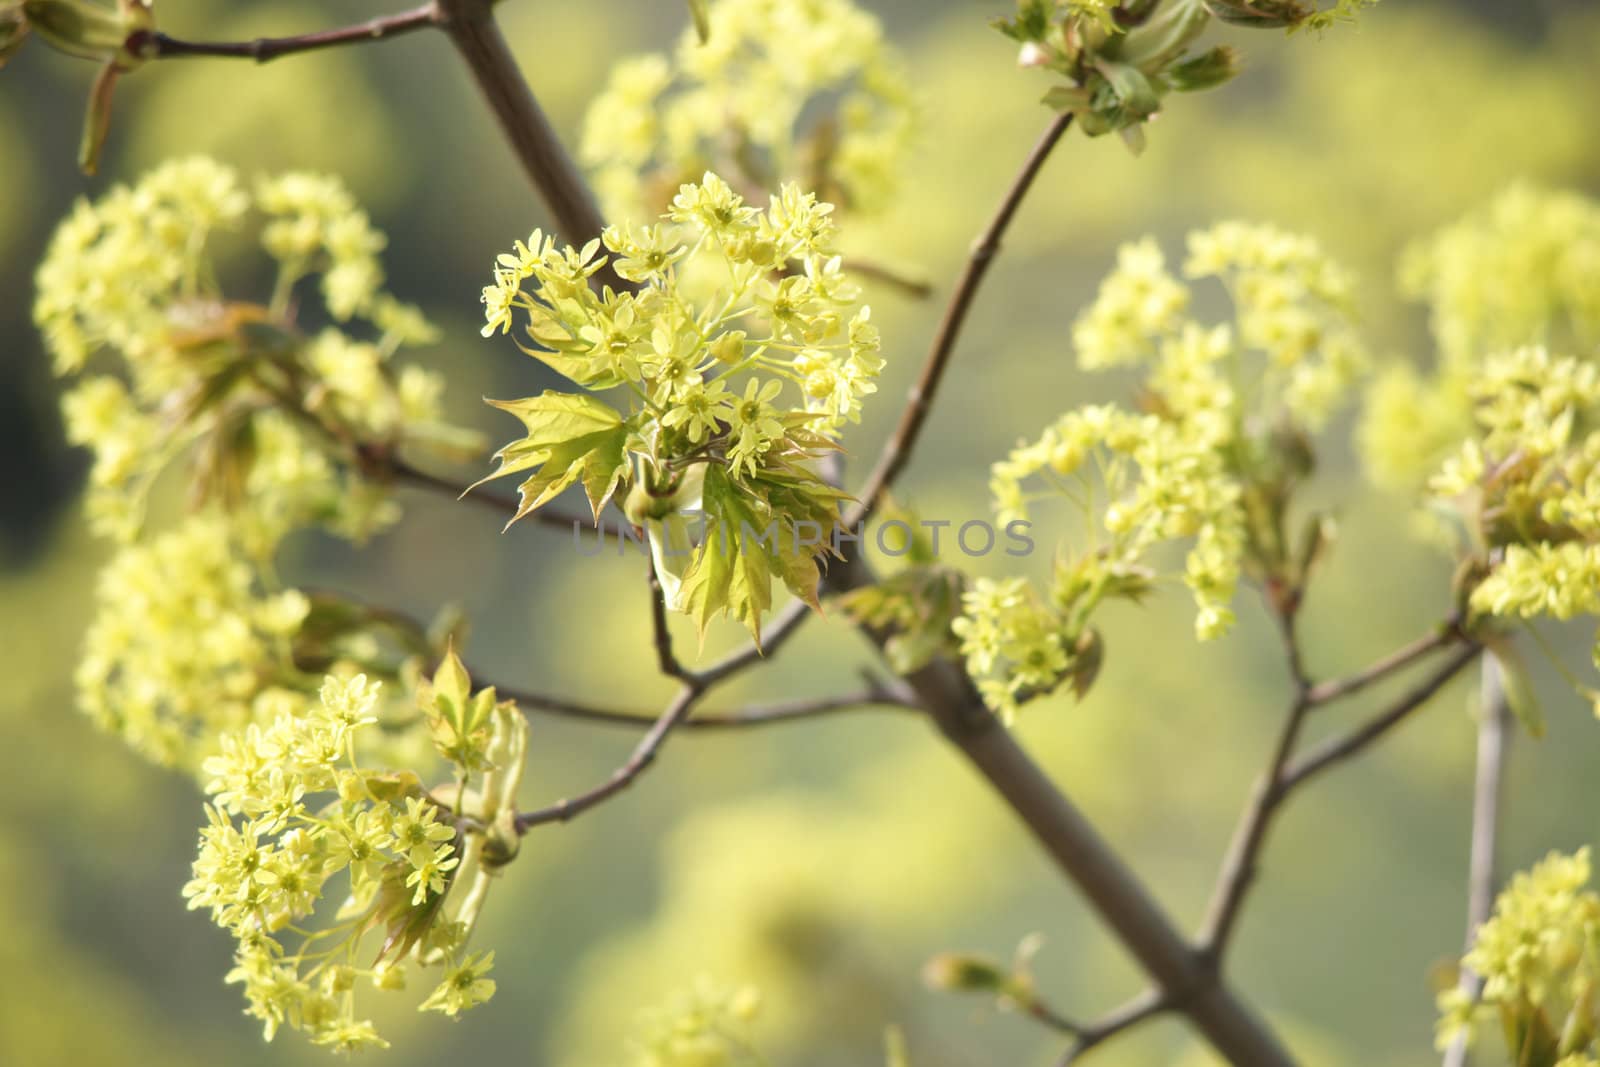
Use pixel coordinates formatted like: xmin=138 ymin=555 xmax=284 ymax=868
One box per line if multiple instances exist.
xmin=35 ymin=157 xmax=449 ymax=548
xmin=1362 ymin=185 xmax=1600 ymax=492
xmin=977 ymin=405 xmax=1241 ymax=710
xmin=479 ymin=173 xmax=882 ymax=637
xmin=1075 ymin=223 xmax=1367 ymax=429
xmin=1359 ymin=187 xmax=1600 ymax=693
xmin=75 ymin=516 xmax=311 ymax=769
xmin=36 ymin=158 xmax=474 ymax=775
xmin=962 ymin=223 xmax=1363 ymax=717
xmin=951 ymin=577 xmax=1074 ymax=722
xmin=184 ymin=672 xmax=521 ymax=1052
xmin=628 ymin=979 xmax=764 ymax=1067
xmin=581 ymin=0 xmax=913 ymax=223
xmin=1437 ymin=849 xmax=1600 ymax=1063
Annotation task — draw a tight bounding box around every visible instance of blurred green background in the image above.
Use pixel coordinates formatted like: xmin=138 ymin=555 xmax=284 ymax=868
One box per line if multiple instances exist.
xmin=4 ymin=1 xmax=1600 ymax=1064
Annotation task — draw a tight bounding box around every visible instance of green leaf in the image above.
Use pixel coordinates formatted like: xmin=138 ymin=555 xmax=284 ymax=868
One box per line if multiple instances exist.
xmin=1094 ymin=58 xmax=1162 ymax=119
xmin=475 ymin=391 xmax=630 ymax=524
xmin=1041 ymin=84 xmax=1092 ymax=112
xmin=679 ymin=464 xmax=779 ymax=643
xmin=676 ymin=464 xmax=841 ymax=643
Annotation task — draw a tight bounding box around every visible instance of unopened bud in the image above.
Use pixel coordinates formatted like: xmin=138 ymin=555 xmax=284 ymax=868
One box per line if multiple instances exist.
xmin=1016 ymin=40 xmax=1052 ymax=68
xmin=922 ymin=952 xmax=1006 ymax=993
xmin=0 ymin=6 xmax=29 ymax=69
xmin=711 ymin=329 xmax=747 ymax=365
xmin=1167 ymin=45 xmax=1242 ymax=92
xmin=1201 ymin=0 xmax=1311 ymax=29
xmin=21 ymin=0 xmax=130 ymax=60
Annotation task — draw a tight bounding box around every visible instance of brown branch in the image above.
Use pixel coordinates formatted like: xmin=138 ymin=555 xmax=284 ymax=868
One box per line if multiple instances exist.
xmin=1282 ymin=644 xmax=1482 ymax=791
xmin=647 ymin=557 xmax=692 ymax=682
xmin=1441 ymin=656 xmax=1512 ymax=1067
xmin=1199 ymin=685 xmax=1315 ymax=959
xmin=493 ymin=679 xmax=909 ymax=731
xmin=846 ymin=111 xmax=1074 ymax=528
xmin=433 ymin=0 xmax=630 ymax=292
xmin=1305 ymin=619 xmax=1463 ymax=707
xmin=127 ymin=4 xmax=441 ymax=64
xmin=385 ymin=456 xmax=584 ymax=531
xmin=513 ymin=685 xmax=698 ymax=832
xmin=1200 ymin=641 xmax=1482 ymax=962
xmin=1057 ymin=989 xmax=1170 ymax=1065
xmin=823 ymin=551 xmax=1295 ymax=1065
xmin=694 ymin=597 xmax=817 ymax=685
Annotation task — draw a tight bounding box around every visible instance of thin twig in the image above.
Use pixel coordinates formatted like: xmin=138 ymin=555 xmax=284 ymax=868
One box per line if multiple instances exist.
xmin=386 ymin=456 xmax=583 ymax=531
xmin=1200 ymin=667 xmax=1315 ymax=956
xmin=1441 ymin=656 xmax=1512 ymax=1067
xmin=1202 ymin=626 xmax=1483 ymax=962
xmin=1305 ymin=620 xmax=1463 ymax=707
xmin=128 ymin=4 xmax=441 ymax=63
xmin=1056 ymin=990 xmax=1170 ymax=1065
xmin=647 ymin=557 xmax=692 ymax=682
xmin=513 ymin=685 xmax=699 ymax=832
xmin=1282 ymin=645 xmax=1482 ymax=790
xmin=846 ymin=111 xmax=1074 ymax=529
xmin=694 ymin=598 xmax=817 ymax=685
xmin=494 ymin=680 xmax=911 ymax=731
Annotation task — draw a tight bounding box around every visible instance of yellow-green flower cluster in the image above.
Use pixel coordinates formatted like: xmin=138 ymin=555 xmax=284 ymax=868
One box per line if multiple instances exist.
xmin=1362 ymin=185 xmax=1600 ymax=492
xmin=1075 ymin=223 xmax=1367 ymax=430
xmin=951 ymin=578 xmax=1073 ymax=722
xmin=38 ymin=158 xmax=484 ymax=783
xmin=1401 ymin=183 xmax=1600 ymax=371
xmin=1437 ymin=349 xmax=1600 ymax=645
xmin=628 ymin=979 xmax=764 ymax=1067
xmin=185 ymin=672 xmax=522 ymax=1052
xmin=1437 ymin=848 xmax=1600 ymax=1063
xmin=991 ymin=405 xmax=1244 ymax=638
xmin=1358 ymin=189 xmax=1600 ymax=679
xmin=581 ymin=0 xmax=913 ymax=223
xmin=479 ymin=173 xmax=883 ymax=639
xmin=77 ymin=515 xmax=311 ymax=769
xmin=964 ymin=222 xmax=1363 ymax=716
xmin=35 ymin=156 xmax=452 ymax=547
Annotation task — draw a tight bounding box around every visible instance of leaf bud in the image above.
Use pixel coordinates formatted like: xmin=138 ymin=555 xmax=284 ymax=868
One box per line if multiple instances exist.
xmin=1201 ymin=0 xmax=1312 ymax=29
xmin=1167 ymin=45 xmax=1242 ymax=92
xmin=921 ymin=952 xmax=1006 ymax=993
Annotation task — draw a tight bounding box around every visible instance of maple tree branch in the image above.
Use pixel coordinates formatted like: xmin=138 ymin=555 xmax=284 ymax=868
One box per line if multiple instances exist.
xmin=848 ymin=111 xmax=1074 ymax=528
xmin=433 ymin=0 xmax=629 ymax=291
xmin=1441 ymin=656 xmax=1511 ymax=1067
xmin=1056 ymin=989 xmax=1170 ymax=1065
xmin=513 ymin=685 xmax=698 ymax=833
xmin=128 ymin=4 xmax=441 ymax=64
xmin=1283 ymin=645 xmax=1482 ymax=790
xmin=1305 ymin=619 xmax=1465 ymax=707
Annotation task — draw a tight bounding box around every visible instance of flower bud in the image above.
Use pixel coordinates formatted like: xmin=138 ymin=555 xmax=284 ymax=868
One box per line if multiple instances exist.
xmin=710 ymin=329 xmax=746 ymax=365
xmin=921 ymin=952 xmax=1006 ymax=993
xmin=1167 ymin=45 xmax=1242 ymax=92
xmin=1016 ymin=40 xmax=1051 ymax=68
xmin=0 ymin=6 xmax=29 ymax=69
xmin=21 ymin=0 xmax=131 ymax=60
xmin=1201 ymin=0 xmax=1311 ymax=28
